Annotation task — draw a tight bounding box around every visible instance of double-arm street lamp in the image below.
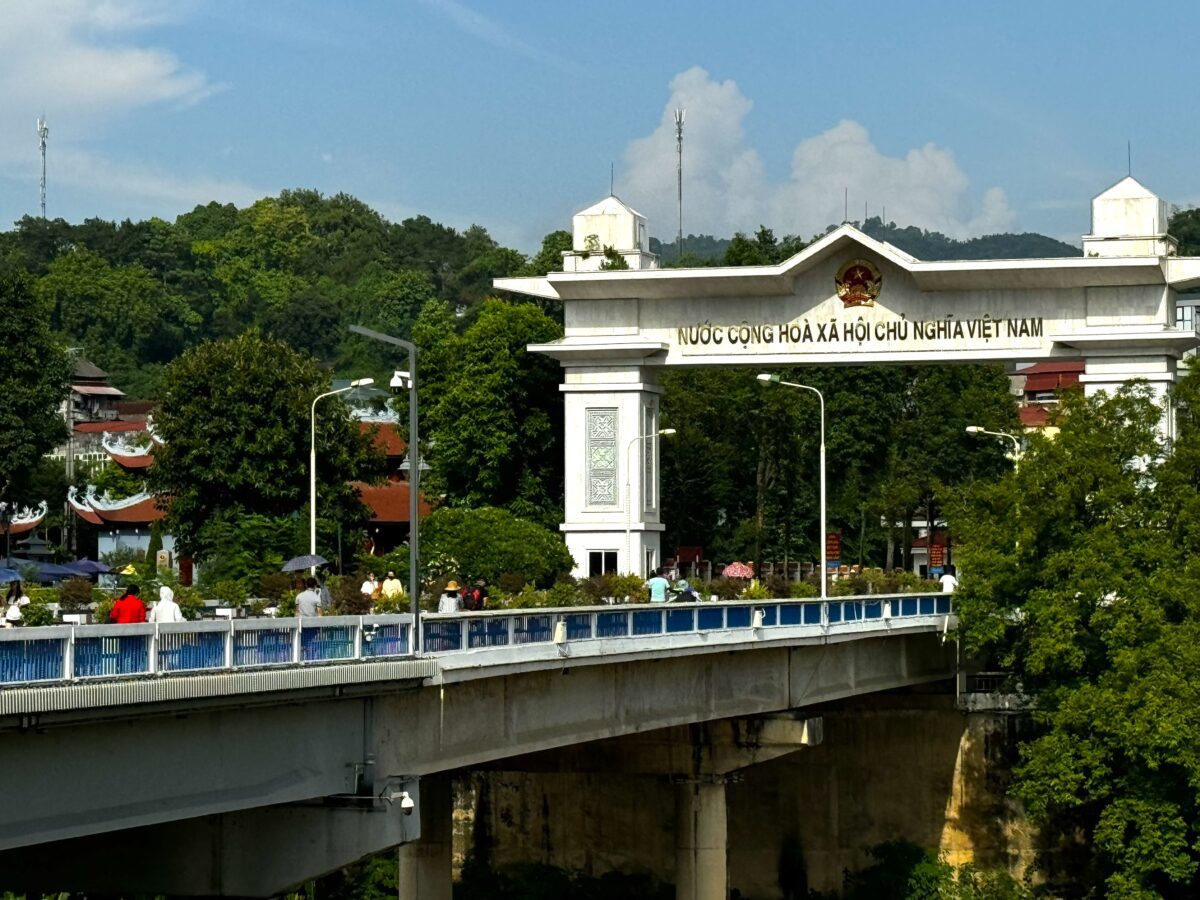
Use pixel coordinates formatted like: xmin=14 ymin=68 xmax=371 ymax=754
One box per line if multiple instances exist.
xmin=965 ymin=425 xmax=1022 ymax=467
xmin=625 ymin=428 xmax=677 ymax=576
xmin=757 ymin=373 xmax=827 ymax=599
xmin=349 ymin=324 xmax=422 ymax=652
xmin=311 ymin=378 xmax=375 ymax=572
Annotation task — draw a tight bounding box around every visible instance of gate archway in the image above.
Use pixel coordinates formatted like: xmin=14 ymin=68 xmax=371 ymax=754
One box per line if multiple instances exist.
xmin=498 ymin=180 xmax=1200 ymax=577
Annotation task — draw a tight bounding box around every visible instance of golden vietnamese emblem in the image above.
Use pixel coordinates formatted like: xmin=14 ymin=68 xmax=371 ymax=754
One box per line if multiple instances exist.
xmin=835 ymin=259 xmax=882 ymax=308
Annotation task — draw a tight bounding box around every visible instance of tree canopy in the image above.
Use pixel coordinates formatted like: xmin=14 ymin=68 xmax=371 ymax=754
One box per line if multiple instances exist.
xmin=150 ymin=331 xmax=381 ymax=562
xmin=0 ymin=270 xmax=69 ymax=508
xmin=951 ymin=375 xmax=1200 ymax=897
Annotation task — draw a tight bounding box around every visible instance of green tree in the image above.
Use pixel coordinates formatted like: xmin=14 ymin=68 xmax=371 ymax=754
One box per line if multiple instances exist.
xmin=0 ymin=270 xmax=69 ymax=506
xmin=422 ymin=507 xmax=574 ymax=587
xmin=952 ymin=381 xmax=1200 ymax=896
xmin=150 ymin=331 xmax=381 ymax=562
xmin=420 ymin=299 xmax=563 ymax=527
xmin=521 ymin=230 xmax=572 ymax=276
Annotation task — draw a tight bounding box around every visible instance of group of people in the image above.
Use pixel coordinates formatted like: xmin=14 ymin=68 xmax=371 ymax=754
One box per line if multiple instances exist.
xmin=108 ymin=584 xmax=186 ymax=623
xmin=645 ymin=569 xmax=700 ymax=603
xmin=358 ymin=571 xmax=406 ymax=602
xmin=438 ymin=579 xmax=489 ymax=613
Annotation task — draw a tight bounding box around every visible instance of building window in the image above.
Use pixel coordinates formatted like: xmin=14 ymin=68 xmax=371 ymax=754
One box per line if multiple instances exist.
xmin=586 ymin=408 xmax=618 ymax=506
xmin=589 ymin=550 xmax=619 ymax=576
xmin=1177 ymin=304 xmax=1197 ymax=333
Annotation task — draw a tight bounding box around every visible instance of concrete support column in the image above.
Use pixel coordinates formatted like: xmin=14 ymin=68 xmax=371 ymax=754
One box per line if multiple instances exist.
xmin=675 ymin=780 xmax=728 ymax=900
xmin=398 ymin=775 xmax=452 ymax=900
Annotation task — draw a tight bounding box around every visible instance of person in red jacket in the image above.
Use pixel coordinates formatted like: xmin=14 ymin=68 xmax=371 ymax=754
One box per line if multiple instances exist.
xmin=109 ymin=584 xmax=147 ymax=624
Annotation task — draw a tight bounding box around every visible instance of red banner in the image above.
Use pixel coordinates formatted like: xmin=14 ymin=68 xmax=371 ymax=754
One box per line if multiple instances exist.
xmin=825 ymin=532 xmax=841 ymax=563
xmin=929 ymin=544 xmax=945 ymax=567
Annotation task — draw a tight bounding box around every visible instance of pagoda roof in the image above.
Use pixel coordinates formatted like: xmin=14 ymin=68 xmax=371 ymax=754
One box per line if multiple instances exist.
xmin=351 ymin=480 xmax=430 ymax=523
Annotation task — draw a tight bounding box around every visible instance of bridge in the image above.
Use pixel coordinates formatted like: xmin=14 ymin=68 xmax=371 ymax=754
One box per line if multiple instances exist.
xmin=0 ymin=593 xmax=955 ymax=898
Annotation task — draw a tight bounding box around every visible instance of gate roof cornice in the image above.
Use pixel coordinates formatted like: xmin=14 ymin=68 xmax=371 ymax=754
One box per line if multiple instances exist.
xmin=497 ymin=223 xmax=1179 ymax=302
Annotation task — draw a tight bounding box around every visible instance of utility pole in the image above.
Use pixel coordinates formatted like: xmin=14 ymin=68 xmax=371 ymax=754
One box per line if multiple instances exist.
xmin=37 ymin=118 xmax=48 ymax=219
xmin=674 ymin=108 xmax=685 ymax=260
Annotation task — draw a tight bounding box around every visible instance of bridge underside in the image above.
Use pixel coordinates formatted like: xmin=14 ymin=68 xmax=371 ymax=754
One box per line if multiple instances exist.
xmin=0 ymin=630 xmax=953 ymax=896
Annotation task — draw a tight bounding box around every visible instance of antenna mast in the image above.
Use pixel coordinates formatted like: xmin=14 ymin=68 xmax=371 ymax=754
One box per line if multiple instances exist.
xmin=674 ymin=108 xmax=685 ymax=259
xmin=37 ymin=117 xmax=49 ymax=219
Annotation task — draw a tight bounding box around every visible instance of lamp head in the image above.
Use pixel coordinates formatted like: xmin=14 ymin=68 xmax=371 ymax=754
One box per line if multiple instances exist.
xmin=350 ymin=377 xmax=375 ymax=388
xmin=658 ymin=428 xmax=677 ymax=436
xmin=965 ymin=425 xmax=984 ymax=435
xmin=756 ymin=373 xmax=780 ymax=383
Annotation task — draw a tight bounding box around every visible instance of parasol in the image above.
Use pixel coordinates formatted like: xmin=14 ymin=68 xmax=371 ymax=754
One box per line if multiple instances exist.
xmin=282 ymin=554 xmax=328 ymax=573
xmin=722 ymin=561 xmax=754 ymax=579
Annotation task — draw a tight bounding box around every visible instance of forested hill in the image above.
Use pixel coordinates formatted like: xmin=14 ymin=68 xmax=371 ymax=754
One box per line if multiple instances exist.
xmin=0 ymin=188 xmax=1153 ymax=401
xmin=651 ymin=216 xmax=1079 ymax=263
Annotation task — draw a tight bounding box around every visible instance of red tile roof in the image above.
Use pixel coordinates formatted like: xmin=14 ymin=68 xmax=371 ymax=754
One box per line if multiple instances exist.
xmin=74 ymin=420 xmax=147 ymax=434
xmin=94 ymin=497 xmax=166 ymax=523
xmin=1019 ymin=405 xmax=1051 ymax=427
xmin=110 ymin=452 xmax=154 ymax=470
xmin=360 ymin=422 xmax=407 ymax=458
xmin=351 ymin=481 xmax=430 ymax=523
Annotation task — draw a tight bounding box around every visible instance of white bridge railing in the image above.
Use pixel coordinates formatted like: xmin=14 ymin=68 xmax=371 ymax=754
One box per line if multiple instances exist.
xmin=0 ymin=594 xmax=951 ymax=687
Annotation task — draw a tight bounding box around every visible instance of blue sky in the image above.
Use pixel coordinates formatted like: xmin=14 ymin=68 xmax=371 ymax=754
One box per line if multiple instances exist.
xmin=0 ymin=0 xmax=1194 ymax=252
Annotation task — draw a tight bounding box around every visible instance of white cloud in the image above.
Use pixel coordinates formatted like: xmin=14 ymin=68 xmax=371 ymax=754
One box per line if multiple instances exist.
xmin=622 ymin=67 xmax=1014 ymax=242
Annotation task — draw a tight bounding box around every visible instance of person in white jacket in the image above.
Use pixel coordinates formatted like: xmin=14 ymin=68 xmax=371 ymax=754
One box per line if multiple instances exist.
xmin=150 ymin=585 xmax=185 ymax=623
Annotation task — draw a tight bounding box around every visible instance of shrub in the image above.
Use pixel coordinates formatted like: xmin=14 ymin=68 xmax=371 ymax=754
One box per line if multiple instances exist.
xmin=175 ymin=586 xmax=205 ymax=620
xmin=21 ymin=597 xmax=55 ymax=627
xmin=257 ymin=572 xmax=293 ymax=601
xmin=93 ymin=595 xmax=115 ymax=624
xmin=609 ymin=574 xmax=647 ymax=603
xmin=329 ymin=575 xmax=370 ymax=615
xmin=357 ymin=547 xmax=409 ymax=585
xmin=743 ymin=581 xmax=771 ymax=600
xmin=546 ymin=578 xmax=582 ymax=607
xmin=57 ymin=578 xmax=95 ymax=612
xmin=788 ymin=579 xmax=819 ymax=599
xmin=765 ymin=574 xmax=791 ymax=599
xmin=497 ymin=572 xmax=526 ymax=595
xmin=205 ymin=579 xmax=247 ymax=606
xmin=712 ymin=577 xmax=740 ymax=601
xmin=579 ymin=574 xmax=615 ymax=604
xmin=421 ymin=507 xmax=574 ymax=588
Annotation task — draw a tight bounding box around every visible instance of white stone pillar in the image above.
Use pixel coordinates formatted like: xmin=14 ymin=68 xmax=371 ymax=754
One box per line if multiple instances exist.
xmin=561 ymin=364 xmax=665 ymax=578
xmin=398 ymin=775 xmax=452 ymax=900
xmin=1078 ymin=351 xmax=1178 ymax=442
xmin=675 ymin=780 xmax=728 ymax=900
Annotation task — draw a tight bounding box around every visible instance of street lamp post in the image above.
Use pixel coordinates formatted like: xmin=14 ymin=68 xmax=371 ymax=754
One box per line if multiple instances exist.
xmin=349 ymin=324 xmax=422 ymax=652
xmin=757 ymin=374 xmax=827 ymax=600
xmin=311 ymin=378 xmax=374 ymax=572
xmin=625 ymin=428 xmax=676 ymax=576
xmin=965 ymin=425 xmax=1022 ymax=466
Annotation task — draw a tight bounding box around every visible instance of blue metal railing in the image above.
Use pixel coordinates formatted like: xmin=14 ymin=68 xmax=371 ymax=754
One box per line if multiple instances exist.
xmin=0 ymin=594 xmax=951 ymax=688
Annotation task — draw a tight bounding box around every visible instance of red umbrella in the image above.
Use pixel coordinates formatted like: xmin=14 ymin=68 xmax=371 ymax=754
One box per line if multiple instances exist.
xmin=722 ymin=561 xmax=754 ymax=579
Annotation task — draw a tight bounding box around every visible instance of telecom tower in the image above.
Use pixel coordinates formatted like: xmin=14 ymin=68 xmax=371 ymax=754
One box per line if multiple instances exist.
xmin=37 ymin=117 xmax=49 ymax=219
xmin=674 ymin=108 xmax=684 ymax=259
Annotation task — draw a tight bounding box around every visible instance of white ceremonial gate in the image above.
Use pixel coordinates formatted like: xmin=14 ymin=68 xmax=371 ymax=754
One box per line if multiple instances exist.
xmin=498 ymin=180 xmax=1200 ymax=578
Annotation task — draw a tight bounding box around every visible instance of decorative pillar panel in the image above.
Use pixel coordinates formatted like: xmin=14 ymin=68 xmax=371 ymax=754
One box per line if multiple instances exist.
xmin=560 ymin=364 xmax=664 ymax=578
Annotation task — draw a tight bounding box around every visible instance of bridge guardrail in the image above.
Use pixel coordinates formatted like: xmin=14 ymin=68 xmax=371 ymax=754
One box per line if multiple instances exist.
xmin=0 ymin=593 xmax=952 ymax=688
xmin=421 ymin=593 xmax=952 ymax=654
xmin=0 ymin=615 xmax=413 ymax=686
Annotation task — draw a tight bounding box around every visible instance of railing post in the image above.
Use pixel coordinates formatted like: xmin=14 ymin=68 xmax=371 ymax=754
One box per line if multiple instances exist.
xmin=148 ymin=624 xmax=159 ymax=675
xmin=506 ymin=615 xmax=515 ymax=647
xmin=225 ymin=619 xmax=235 ymax=669
xmin=460 ymin=618 xmax=468 ymax=652
xmin=590 ymin=611 xmax=598 ymax=639
xmin=65 ymin=626 xmax=75 ymax=681
xmin=354 ymin=616 xmax=364 ymax=659
xmin=821 ymin=600 xmax=829 ymax=631
xmin=292 ymin=620 xmax=302 ymax=664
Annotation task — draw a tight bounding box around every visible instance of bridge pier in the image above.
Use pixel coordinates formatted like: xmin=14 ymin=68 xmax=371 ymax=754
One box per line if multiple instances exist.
xmin=398 ymin=773 xmax=453 ymax=900
xmin=675 ymin=778 xmax=729 ymax=900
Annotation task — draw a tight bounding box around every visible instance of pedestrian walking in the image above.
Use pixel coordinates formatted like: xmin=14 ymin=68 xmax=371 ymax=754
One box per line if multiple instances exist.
xmin=110 ymin=584 xmax=147 ymax=624
xmin=645 ymin=568 xmax=671 ymax=603
xmin=381 ymin=570 xmax=404 ymax=600
xmin=439 ymin=580 xmax=461 ymax=614
xmin=296 ymin=578 xmax=322 ymax=617
xmin=149 ymin=585 xmax=184 ymax=623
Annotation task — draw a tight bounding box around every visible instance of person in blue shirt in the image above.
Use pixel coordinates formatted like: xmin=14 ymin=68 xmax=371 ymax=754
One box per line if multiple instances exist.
xmin=646 ymin=568 xmax=671 ymax=603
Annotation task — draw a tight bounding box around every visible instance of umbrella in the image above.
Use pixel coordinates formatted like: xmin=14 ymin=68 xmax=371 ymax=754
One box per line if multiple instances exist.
xmin=64 ymin=559 xmax=111 ymax=575
xmin=282 ymin=554 xmax=328 ymax=573
xmin=0 ymin=568 xmax=20 ymax=584
xmin=722 ymin=561 xmax=754 ymax=579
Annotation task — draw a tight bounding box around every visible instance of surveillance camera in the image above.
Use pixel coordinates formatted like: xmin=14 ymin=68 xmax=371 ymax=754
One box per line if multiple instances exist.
xmin=390 ymin=371 xmax=412 ymax=392
xmin=399 ymin=791 xmax=415 ymax=815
